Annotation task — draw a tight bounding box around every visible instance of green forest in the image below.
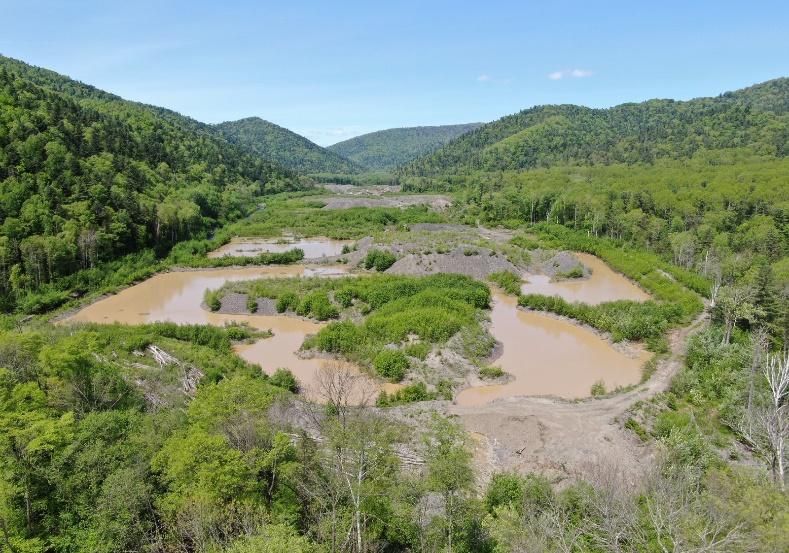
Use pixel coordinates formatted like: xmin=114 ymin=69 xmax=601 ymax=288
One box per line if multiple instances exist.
xmin=1 ymin=54 xmax=788 ymax=553
xmin=328 ymin=124 xmax=485 ymax=173
xmin=214 ymin=118 xmax=363 ymax=175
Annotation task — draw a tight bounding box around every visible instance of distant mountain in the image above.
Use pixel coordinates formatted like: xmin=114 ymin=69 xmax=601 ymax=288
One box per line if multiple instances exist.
xmin=0 ymin=55 xmax=300 ymax=309
xmin=328 ymin=123 xmax=485 ymax=172
xmin=396 ymin=79 xmax=789 ymax=177
xmin=214 ymin=117 xmax=363 ymax=174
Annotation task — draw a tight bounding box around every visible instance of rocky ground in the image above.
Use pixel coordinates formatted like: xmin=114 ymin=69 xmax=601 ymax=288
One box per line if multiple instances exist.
xmin=319 ymin=194 xmax=453 ymax=210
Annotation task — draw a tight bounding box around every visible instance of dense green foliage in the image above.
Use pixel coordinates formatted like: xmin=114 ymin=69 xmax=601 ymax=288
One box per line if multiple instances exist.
xmin=2 ymin=58 xmax=788 ymax=553
xmin=487 ymin=270 xmax=522 ymax=295
xmin=230 ymin=194 xmax=447 ymax=240
xmin=0 ymin=56 xmax=301 ymax=313
xmin=518 ymin=294 xmax=680 ymax=343
xmin=301 ymin=273 xmax=491 ymax=376
xmin=215 ymin=117 xmax=363 ymax=174
xmin=363 ymin=248 xmax=396 ymax=271
xmin=328 ymin=123 xmax=484 ymax=172
xmin=397 ymin=79 xmax=789 ymax=176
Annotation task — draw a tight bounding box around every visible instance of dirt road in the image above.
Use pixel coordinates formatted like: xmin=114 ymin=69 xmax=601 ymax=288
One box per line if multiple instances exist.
xmin=451 ymin=309 xmax=709 ymax=486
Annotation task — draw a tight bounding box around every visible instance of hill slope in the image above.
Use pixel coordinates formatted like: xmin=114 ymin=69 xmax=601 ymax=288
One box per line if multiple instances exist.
xmin=328 ymin=123 xmax=484 ymax=172
xmin=396 ymin=79 xmax=789 ymax=177
xmin=0 ymin=56 xmax=300 ymax=310
xmin=214 ymin=117 xmax=363 ymax=174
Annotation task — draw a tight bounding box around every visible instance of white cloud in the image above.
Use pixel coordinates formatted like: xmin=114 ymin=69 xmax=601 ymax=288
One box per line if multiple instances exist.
xmin=477 ymin=74 xmax=512 ymax=84
xmin=548 ymin=69 xmax=594 ymax=80
xmin=477 ymin=75 xmax=494 ymax=82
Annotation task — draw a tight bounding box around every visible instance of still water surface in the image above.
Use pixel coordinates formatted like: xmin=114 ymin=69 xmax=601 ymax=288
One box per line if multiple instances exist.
xmin=208 ymin=237 xmax=353 ymax=259
xmin=63 ymin=252 xmax=649 ymax=403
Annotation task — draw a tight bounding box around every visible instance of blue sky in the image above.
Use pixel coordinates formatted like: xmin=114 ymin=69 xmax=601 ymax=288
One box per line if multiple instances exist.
xmin=1 ymin=0 xmax=788 ymax=145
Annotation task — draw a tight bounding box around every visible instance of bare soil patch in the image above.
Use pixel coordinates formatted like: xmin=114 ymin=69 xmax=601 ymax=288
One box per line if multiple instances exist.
xmin=319 ymin=194 xmax=453 ymax=210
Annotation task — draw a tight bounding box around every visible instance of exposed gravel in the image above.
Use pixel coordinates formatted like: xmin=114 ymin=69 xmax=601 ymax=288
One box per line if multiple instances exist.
xmin=319 ymin=194 xmax=452 ymax=210
xmin=386 ymin=246 xmax=521 ymax=280
xmin=319 ymin=184 xmax=402 ymax=195
xmin=541 ymin=250 xmax=590 ymax=280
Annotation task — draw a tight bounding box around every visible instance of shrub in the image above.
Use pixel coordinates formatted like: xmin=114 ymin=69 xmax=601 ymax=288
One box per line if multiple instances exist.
xmin=488 ymin=270 xmax=522 ymax=295
xmin=314 ymin=321 xmax=365 ymax=354
xmin=555 ymin=266 xmax=584 ymax=279
xmin=625 ymin=417 xmax=649 ymax=441
xmin=480 ymin=365 xmax=505 ymax=379
xmin=365 ymin=249 xmax=396 ymax=272
xmin=405 ymin=341 xmax=431 ymax=360
xmin=373 ymin=349 xmax=409 ymax=381
xmin=204 ymin=288 xmax=221 ymax=311
xmin=376 ymin=381 xmax=436 ymax=406
xmin=270 ymin=368 xmax=300 ymax=393
xmin=590 ymin=379 xmax=606 ymax=396
xmin=276 ymin=292 xmax=299 ymax=313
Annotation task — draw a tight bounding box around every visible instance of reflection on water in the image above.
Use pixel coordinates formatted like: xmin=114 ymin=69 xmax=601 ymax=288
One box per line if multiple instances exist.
xmin=208 ymin=237 xmax=354 ymax=259
xmin=521 ymin=252 xmax=649 ymax=305
xmin=455 ymin=292 xmax=648 ymax=406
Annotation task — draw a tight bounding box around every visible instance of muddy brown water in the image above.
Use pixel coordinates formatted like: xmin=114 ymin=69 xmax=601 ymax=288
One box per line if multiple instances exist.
xmin=521 ymin=252 xmax=649 ymax=305
xmin=455 ymin=292 xmax=649 ymax=406
xmin=61 ymin=266 xmax=373 ymax=399
xmin=63 ymin=252 xmax=650 ymax=405
xmin=208 ymin=237 xmax=354 ymax=259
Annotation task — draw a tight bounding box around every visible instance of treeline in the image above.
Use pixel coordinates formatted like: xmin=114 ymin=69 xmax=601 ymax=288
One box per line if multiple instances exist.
xmin=328 ymin=123 xmax=485 ymax=172
xmin=214 ymin=117 xmax=363 ymax=175
xmin=396 ymin=78 xmax=789 ymax=177
xmin=404 ymin=155 xmax=789 ymax=346
xmin=0 ymin=57 xmax=302 ymax=312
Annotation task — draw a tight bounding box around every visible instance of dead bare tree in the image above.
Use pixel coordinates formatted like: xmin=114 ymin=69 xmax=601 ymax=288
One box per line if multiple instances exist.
xmin=644 ymin=467 xmax=749 ymax=553
xmin=305 ymin=358 xmax=378 ymax=427
xmin=734 ymin=351 xmax=789 ymax=490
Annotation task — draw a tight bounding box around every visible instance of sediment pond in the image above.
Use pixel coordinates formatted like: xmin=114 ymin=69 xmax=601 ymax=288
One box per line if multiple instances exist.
xmin=521 ymin=252 xmax=649 ymax=304
xmin=208 ymin=237 xmax=353 ymax=259
xmin=63 ymin=250 xmax=650 ymax=404
xmin=455 ymin=292 xmax=648 ymax=406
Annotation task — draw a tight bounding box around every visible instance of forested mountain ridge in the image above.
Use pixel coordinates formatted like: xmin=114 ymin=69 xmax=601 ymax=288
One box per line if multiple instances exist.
xmin=214 ymin=117 xmax=363 ymax=174
xmin=328 ymin=123 xmax=484 ymax=172
xmin=0 ymin=56 xmax=300 ymax=312
xmin=396 ymin=78 xmax=789 ymax=176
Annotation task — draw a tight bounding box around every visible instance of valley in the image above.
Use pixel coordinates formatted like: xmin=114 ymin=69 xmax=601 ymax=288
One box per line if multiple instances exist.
xmin=1 ymin=54 xmax=788 ymax=553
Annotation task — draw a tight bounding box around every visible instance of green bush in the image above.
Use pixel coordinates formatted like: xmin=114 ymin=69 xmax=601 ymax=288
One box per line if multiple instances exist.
xmin=590 ymin=379 xmax=606 ymax=396
xmin=625 ymin=417 xmax=649 ymax=441
xmin=313 ymin=320 xmax=365 ymax=354
xmin=376 ymin=381 xmax=436 ymax=406
xmin=270 ymin=368 xmax=300 ymax=393
xmin=488 ymin=270 xmax=523 ymax=295
xmin=404 ymin=341 xmax=431 ymax=360
xmin=555 ymin=266 xmax=584 ymax=279
xmin=276 ymin=291 xmax=300 ymax=313
xmin=653 ymin=410 xmax=692 ymax=439
xmin=364 ymin=249 xmax=397 ymax=272
xmin=480 ymin=365 xmax=505 ymax=379
xmin=373 ymin=349 xmax=409 ymax=381
xmin=204 ymin=289 xmax=221 ymax=311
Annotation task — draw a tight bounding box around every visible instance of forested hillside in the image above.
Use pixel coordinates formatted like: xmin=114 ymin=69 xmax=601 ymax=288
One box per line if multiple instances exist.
xmin=328 ymin=123 xmax=484 ymax=172
xmin=396 ymin=79 xmax=789 ymax=176
xmin=214 ymin=117 xmax=363 ymax=174
xmin=0 ymin=56 xmax=300 ymax=312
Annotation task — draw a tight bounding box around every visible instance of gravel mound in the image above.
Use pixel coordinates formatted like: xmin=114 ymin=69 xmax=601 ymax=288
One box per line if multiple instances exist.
xmin=320 ymin=195 xmax=452 ymax=210
xmin=386 ymin=246 xmax=521 ymax=280
xmin=210 ymin=293 xmax=279 ymax=316
xmin=541 ymin=251 xmax=590 ymax=280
